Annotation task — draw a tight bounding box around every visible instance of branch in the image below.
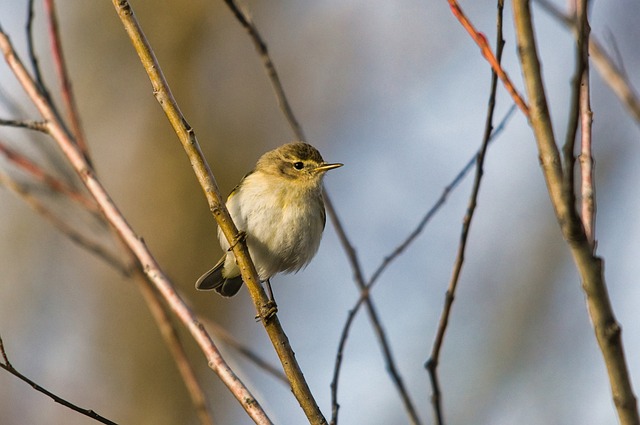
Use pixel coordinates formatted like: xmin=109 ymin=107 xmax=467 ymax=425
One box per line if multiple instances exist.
xmin=512 ymin=2 xmax=639 ymax=424
xmin=221 ymin=0 xmax=305 ymax=141
xmin=536 ymin=0 xmax=640 ymax=124
xmin=0 ymin=335 xmax=119 ymax=425
xmin=109 ymin=1 xmax=325 ymax=423
xmin=43 ymin=0 xmax=91 ymax=161
xmin=426 ymin=2 xmax=505 ymax=423
xmin=0 ymin=21 xmax=273 ymax=425
xmin=446 ymin=0 xmax=529 ymax=117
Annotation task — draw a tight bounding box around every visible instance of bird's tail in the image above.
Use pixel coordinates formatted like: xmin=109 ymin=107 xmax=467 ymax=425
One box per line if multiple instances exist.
xmin=195 ymin=256 xmax=244 ymax=297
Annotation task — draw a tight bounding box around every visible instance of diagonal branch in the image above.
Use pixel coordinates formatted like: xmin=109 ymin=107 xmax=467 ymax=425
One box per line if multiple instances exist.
xmin=0 ymin=21 xmax=272 ymax=425
xmin=110 ymin=1 xmax=325 ymax=423
xmin=0 ymin=335 xmax=118 ymax=425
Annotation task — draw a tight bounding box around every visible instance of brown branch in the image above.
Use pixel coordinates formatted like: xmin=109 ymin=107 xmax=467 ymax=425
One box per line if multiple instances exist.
xmin=426 ymin=2 xmax=505 ymax=423
xmin=221 ymin=0 xmax=305 ymax=141
xmin=512 ymin=2 xmax=639 ymax=424
xmin=0 ymin=21 xmax=273 ymax=425
xmin=43 ymin=0 xmax=90 ymax=161
xmin=446 ymin=0 xmax=529 ymax=118
xmin=0 ymin=335 xmax=119 ymax=425
xmin=325 ymin=195 xmax=422 ymax=425
xmin=109 ymin=1 xmax=324 ymax=423
xmin=536 ymin=0 xmax=640 ymax=124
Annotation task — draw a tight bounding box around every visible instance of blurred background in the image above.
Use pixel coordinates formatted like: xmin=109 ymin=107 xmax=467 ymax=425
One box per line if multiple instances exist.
xmin=0 ymin=1 xmax=639 ymax=424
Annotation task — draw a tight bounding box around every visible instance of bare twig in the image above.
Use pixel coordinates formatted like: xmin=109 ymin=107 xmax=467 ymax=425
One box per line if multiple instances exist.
xmin=325 ymin=195 xmax=422 ymax=425
xmin=536 ymin=0 xmax=640 ymax=124
xmin=221 ymin=0 xmax=305 ymax=141
xmin=512 ymin=1 xmax=639 ymax=424
xmin=446 ymin=0 xmax=529 ymax=117
xmin=109 ymin=1 xmax=324 ymax=423
xmin=0 ymin=21 xmax=273 ymax=425
xmin=0 ymin=335 xmax=119 ymax=425
xmin=425 ymin=2 xmax=505 ymax=423
xmin=43 ymin=0 xmax=90 ymax=161
xmin=0 ymin=117 xmax=48 ymax=132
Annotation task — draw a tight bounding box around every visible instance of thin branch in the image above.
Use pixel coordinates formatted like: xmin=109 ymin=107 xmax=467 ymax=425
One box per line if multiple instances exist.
xmin=0 ymin=335 xmax=119 ymax=425
xmin=43 ymin=0 xmax=91 ymax=161
xmin=536 ymin=0 xmax=640 ymax=124
xmin=576 ymin=0 xmax=595 ymax=247
xmin=0 ymin=22 xmax=273 ymax=425
xmin=328 ymin=103 xmax=516 ymax=425
xmin=0 ymin=117 xmax=48 ymax=132
xmin=109 ymin=1 xmax=325 ymax=423
xmin=221 ymin=0 xmax=305 ymax=141
xmin=446 ymin=0 xmax=529 ymax=118
xmin=425 ymin=2 xmax=505 ymax=423
xmin=512 ymin=2 xmax=639 ymax=424
xmin=325 ymin=195 xmax=422 ymax=425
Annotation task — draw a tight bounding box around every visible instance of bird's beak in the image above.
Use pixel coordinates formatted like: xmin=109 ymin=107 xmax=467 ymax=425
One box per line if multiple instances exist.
xmin=315 ymin=162 xmax=343 ymax=172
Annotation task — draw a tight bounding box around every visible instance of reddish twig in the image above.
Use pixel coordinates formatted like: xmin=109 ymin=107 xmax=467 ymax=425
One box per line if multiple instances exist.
xmin=43 ymin=0 xmax=90 ymax=160
xmin=446 ymin=0 xmax=529 ymax=118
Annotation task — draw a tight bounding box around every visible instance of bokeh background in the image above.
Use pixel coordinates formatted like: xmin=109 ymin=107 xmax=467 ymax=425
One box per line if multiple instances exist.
xmin=1 ymin=1 xmax=639 ymax=424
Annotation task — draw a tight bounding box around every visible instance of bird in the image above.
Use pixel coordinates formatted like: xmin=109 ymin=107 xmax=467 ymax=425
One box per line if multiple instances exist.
xmin=195 ymin=142 xmax=343 ymax=300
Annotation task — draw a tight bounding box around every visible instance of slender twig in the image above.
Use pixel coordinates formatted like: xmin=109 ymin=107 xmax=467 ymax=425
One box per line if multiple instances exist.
xmin=512 ymin=2 xmax=639 ymax=424
xmin=328 ymin=103 xmax=516 ymax=425
xmin=575 ymin=0 xmax=595 ymax=247
xmin=43 ymin=0 xmax=90 ymax=161
xmin=325 ymin=195 xmax=422 ymax=425
xmin=0 ymin=22 xmax=273 ymax=425
xmin=0 ymin=117 xmax=48 ymax=132
xmin=221 ymin=0 xmax=305 ymax=141
xmin=425 ymin=3 xmax=505 ymax=423
xmin=109 ymin=1 xmax=324 ymax=423
xmin=536 ymin=0 xmax=640 ymax=124
xmin=26 ymin=0 xmax=48 ymax=98
xmin=446 ymin=0 xmax=529 ymax=117
xmin=0 ymin=335 xmax=119 ymax=425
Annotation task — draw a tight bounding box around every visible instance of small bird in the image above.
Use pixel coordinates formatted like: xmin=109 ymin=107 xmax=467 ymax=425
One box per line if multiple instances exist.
xmin=196 ymin=142 xmax=343 ymax=299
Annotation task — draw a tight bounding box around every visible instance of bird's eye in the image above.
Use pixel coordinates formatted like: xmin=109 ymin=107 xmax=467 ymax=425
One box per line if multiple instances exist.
xmin=293 ymin=162 xmax=304 ymax=170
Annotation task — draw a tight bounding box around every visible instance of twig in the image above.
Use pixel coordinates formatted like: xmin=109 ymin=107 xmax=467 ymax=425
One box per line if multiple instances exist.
xmin=328 ymin=103 xmax=516 ymax=425
xmin=43 ymin=0 xmax=90 ymax=161
xmin=576 ymin=0 xmax=595 ymax=247
xmin=325 ymin=195 xmax=422 ymax=425
xmin=0 ymin=117 xmax=48 ymax=132
xmin=109 ymin=1 xmax=324 ymax=423
xmin=446 ymin=0 xmax=529 ymax=118
xmin=425 ymin=2 xmax=505 ymax=423
xmin=0 ymin=21 xmax=273 ymax=425
xmin=536 ymin=0 xmax=640 ymax=124
xmin=221 ymin=0 xmax=305 ymax=141
xmin=0 ymin=335 xmax=119 ymax=425
xmin=512 ymin=1 xmax=639 ymax=424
